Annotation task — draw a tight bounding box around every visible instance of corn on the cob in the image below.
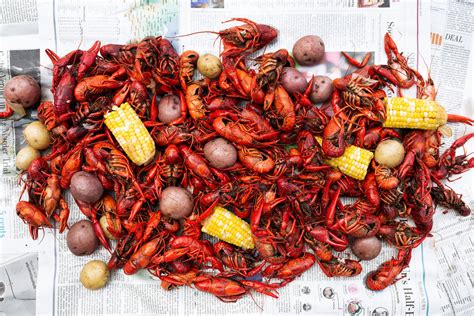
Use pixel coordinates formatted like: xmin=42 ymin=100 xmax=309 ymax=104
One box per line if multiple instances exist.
xmin=316 ymin=137 xmax=373 ymax=180
xmin=383 ymin=97 xmax=447 ymax=129
xmin=202 ymin=206 xmax=255 ymax=249
xmin=104 ymin=102 xmax=155 ymax=165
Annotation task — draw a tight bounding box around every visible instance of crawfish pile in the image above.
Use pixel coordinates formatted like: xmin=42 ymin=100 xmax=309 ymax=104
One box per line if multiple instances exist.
xmin=15 ymin=18 xmax=474 ymax=301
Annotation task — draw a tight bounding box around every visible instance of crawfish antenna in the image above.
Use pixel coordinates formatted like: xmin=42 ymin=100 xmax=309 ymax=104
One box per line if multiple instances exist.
xmin=166 ymin=30 xmax=219 ymax=39
xmin=248 ymin=292 xmax=264 ymax=311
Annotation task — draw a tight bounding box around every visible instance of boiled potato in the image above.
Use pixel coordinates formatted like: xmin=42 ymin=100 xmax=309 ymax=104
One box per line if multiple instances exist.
xmin=24 ymin=121 xmax=51 ymax=150
xmin=197 ymin=54 xmax=222 ymax=79
xmin=292 ymin=35 xmax=325 ymax=66
xmin=159 ymin=186 xmax=193 ymax=219
xmin=158 ymin=95 xmax=182 ymax=124
xmin=66 ymin=220 xmax=98 ymax=256
xmin=351 ymin=236 xmax=382 ymax=260
xmin=16 ymin=146 xmax=40 ymax=170
xmin=70 ymin=171 xmax=104 ymax=203
xmin=375 ymin=139 xmax=406 ymax=168
xmin=99 ymin=215 xmax=118 ymax=240
xmin=203 ymin=138 xmax=238 ymax=169
xmin=309 ymin=76 xmax=333 ymax=103
xmin=280 ymin=67 xmax=308 ymax=94
xmin=4 ymin=75 xmax=41 ymax=114
xmin=80 ymin=260 xmax=109 ymax=290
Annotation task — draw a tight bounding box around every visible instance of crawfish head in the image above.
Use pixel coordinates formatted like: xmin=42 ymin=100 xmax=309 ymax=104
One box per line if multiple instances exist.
xmin=219 ymin=18 xmax=277 ymax=56
xmin=26 ymin=157 xmax=50 ymax=182
xmin=16 ymin=201 xmax=52 ymax=228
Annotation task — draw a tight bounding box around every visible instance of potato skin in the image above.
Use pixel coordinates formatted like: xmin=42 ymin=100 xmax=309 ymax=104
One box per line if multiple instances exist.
xmin=203 ymin=138 xmax=238 ymax=169
xmin=292 ymin=35 xmax=325 ymax=66
xmin=80 ymin=260 xmax=109 ymax=290
xmin=375 ymin=139 xmax=406 ymax=168
xmin=24 ymin=121 xmax=51 ymax=150
xmin=160 ymin=186 xmax=194 ymax=219
xmin=197 ymin=54 xmax=222 ymax=79
xmin=280 ymin=67 xmax=308 ymax=94
xmin=309 ymin=76 xmax=333 ymax=103
xmin=70 ymin=171 xmax=104 ymax=203
xmin=5 ymin=75 xmax=41 ymax=108
xmin=158 ymin=95 xmax=181 ymax=124
xmin=351 ymin=236 xmax=382 ymax=260
xmin=67 ymin=220 xmax=99 ymax=256
xmin=16 ymin=146 xmax=40 ymax=170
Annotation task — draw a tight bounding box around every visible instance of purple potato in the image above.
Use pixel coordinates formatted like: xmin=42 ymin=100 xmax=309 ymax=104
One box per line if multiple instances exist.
xmin=203 ymin=138 xmax=238 ymax=169
xmin=4 ymin=75 xmax=41 ymax=109
xmin=159 ymin=186 xmax=194 ymax=219
xmin=351 ymin=236 xmax=382 ymax=260
xmin=292 ymin=35 xmax=325 ymax=66
xmin=280 ymin=67 xmax=308 ymax=94
xmin=67 ymin=220 xmax=99 ymax=256
xmin=309 ymin=76 xmax=333 ymax=103
xmin=158 ymin=95 xmax=182 ymax=124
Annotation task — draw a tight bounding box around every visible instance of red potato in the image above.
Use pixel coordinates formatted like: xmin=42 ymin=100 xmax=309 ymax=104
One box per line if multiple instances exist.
xmin=280 ymin=67 xmax=308 ymax=94
xmin=158 ymin=95 xmax=182 ymax=123
xmin=67 ymin=220 xmax=99 ymax=256
xmin=70 ymin=171 xmax=104 ymax=203
xmin=4 ymin=75 xmax=41 ymax=114
xmin=309 ymin=76 xmax=333 ymax=103
xmin=351 ymin=236 xmax=382 ymax=260
xmin=159 ymin=186 xmax=194 ymax=219
xmin=292 ymin=35 xmax=325 ymax=66
xmin=203 ymin=138 xmax=238 ymax=169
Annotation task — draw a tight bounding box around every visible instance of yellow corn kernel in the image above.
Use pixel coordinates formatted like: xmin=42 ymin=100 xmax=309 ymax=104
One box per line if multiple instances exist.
xmin=202 ymin=206 xmax=255 ymax=250
xmin=104 ymin=103 xmax=155 ymax=165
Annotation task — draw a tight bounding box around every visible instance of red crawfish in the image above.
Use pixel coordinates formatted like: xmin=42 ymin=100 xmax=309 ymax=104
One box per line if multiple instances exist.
xmin=378 ymin=221 xmax=426 ymax=249
xmin=179 ymin=50 xmax=199 ymax=90
xmin=431 ymin=185 xmax=471 ymax=216
xmin=74 ymin=75 xmax=124 ymax=102
xmin=16 ymin=201 xmax=52 ymax=229
xmin=317 ymin=257 xmax=362 ymax=277
xmin=322 ymin=92 xmax=347 ymax=157
xmin=198 ymin=18 xmax=277 ymax=58
xmin=53 ymin=69 xmax=76 ymax=116
xmin=152 ymin=236 xmax=223 ymax=272
xmin=185 ymin=83 xmax=205 ymax=121
xmin=40 ymin=174 xmax=61 ymax=217
xmin=366 ymin=249 xmax=412 ymax=291
xmin=263 ymin=253 xmax=316 ymax=283
xmin=192 ymin=274 xmax=278 ymax=302
xmin=237 ymin=145 xmax=275 ymax=174
xmin=213 ymin=241 xmax=265 ymax=277
xmin=123 ymin=238 xmax=164 ymax=275
xmin=269 ymin=84 xmax=296 ymax=132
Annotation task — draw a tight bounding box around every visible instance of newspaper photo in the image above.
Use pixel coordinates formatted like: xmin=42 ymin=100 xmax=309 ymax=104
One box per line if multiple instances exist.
xmin=1 ymin=0 xmax=473 ymax=315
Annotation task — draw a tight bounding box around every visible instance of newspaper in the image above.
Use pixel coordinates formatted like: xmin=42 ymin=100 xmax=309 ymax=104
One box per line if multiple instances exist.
xmin=0 ymin=0 xmax=472 ymax=315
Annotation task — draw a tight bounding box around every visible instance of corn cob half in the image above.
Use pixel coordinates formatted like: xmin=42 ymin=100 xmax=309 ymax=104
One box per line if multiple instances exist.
xmin=316 ymin=137 xmax=373 ymax=180
xmin=202 ymin=206 xmax=255 ymax=250
xmin=104 ymin=103 xmax=155 ymax=165
xmin=383 ymin=97 xmax=447 ymax=130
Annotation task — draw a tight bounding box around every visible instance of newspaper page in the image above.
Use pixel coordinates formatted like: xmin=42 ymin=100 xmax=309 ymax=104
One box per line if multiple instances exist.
xmin=0 ymin=0 xmax=472 ymax=315
xmin=429 ymin=1 xmax=474 ymax=315
xmin=0 ymin=1 xmax=51 ymax=315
